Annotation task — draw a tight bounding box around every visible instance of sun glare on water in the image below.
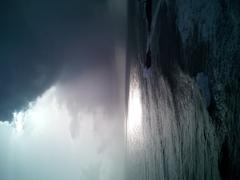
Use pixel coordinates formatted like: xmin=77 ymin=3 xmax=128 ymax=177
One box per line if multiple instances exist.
xmin=127 ymin=70 xmax=142 ymax=139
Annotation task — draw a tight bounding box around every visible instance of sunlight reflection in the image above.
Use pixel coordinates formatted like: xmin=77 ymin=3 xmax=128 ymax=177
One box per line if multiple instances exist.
xmin=127 ymin=69 xmax=142 ymax=140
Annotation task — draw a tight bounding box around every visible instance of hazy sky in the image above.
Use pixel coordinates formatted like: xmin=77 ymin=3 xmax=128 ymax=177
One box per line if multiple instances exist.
xmin=0 ymin=0 xmax=126 ymax=120
xmin=0 ymin=0 xmax=126 ymax=179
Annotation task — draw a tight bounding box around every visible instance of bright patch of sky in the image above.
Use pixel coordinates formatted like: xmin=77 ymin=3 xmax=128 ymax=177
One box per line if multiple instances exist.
xmin=0 ymin=86 xmax=124 ymax=180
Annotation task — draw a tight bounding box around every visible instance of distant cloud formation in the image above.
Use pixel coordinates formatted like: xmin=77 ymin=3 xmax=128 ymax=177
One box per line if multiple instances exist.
xmin=0 ymin=1 xmax=126 ymax=179
xmin=0 ymin=85 xmax=124 ymax=180
xmin=0 ymin=0 xmax=125 ymax=121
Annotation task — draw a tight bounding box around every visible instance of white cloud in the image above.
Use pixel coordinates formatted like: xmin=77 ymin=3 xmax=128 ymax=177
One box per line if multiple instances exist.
xmin=0 ymin=83 xmax=124 ymax=180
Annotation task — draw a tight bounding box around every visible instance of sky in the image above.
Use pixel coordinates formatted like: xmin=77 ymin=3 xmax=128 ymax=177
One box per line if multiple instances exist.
xmin=0 ymin=0 xmax=126 ymax=179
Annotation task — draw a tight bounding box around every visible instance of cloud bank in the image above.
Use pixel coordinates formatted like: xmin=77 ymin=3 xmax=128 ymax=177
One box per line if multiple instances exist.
xmin=0 ymin=0 xmax=126 ymax=179
xmin=0 ymin=82 xmax=124 ymax=180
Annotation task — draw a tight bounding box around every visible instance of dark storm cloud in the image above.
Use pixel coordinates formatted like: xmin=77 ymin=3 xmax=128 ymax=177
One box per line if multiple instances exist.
xmin=0 ymin=0 xmax=119 ymax=121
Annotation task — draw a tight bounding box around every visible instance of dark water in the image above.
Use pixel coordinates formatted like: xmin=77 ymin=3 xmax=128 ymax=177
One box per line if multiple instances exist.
xmin=125 ymin=0 xmax=220 ymax=179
